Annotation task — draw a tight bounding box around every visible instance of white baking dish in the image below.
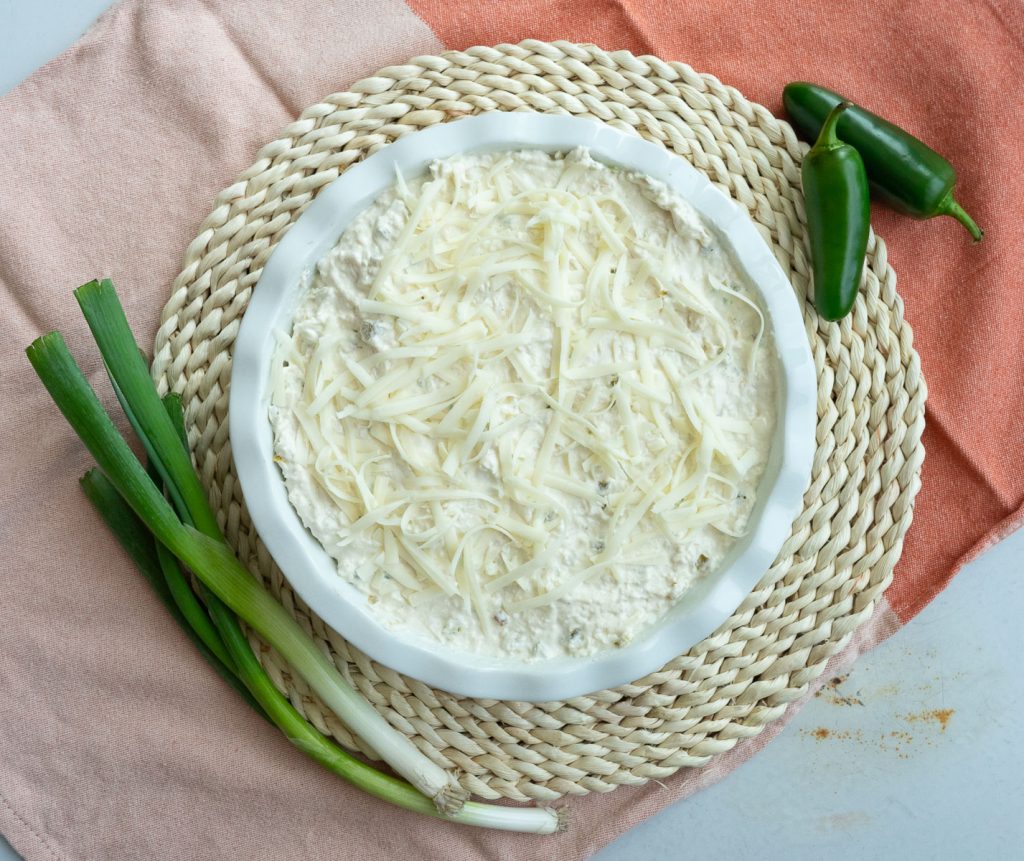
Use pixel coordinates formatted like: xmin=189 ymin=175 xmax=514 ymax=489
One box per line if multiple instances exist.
xmin=230 ymin=112 xmax=815 ymax=701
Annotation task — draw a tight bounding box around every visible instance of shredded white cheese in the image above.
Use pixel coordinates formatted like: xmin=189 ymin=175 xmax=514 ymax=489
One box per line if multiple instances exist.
xmin=269 ymin=148 xmax=776 ymax=661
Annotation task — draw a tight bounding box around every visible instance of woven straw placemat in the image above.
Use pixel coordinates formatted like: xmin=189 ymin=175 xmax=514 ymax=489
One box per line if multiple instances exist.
xmin=152 ymin=40 xmax=925 ymax=802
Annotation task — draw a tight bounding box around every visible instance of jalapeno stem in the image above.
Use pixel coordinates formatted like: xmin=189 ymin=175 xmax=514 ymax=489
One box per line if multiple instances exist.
xmin=937 ymin=192 xmax=984 ymax=242
xmin=815 ymin=102 xmax=852 ymax=149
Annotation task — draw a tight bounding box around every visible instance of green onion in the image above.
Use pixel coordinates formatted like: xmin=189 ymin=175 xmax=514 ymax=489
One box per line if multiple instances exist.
xmin=26 ymin=326 xmax=461 ymax=813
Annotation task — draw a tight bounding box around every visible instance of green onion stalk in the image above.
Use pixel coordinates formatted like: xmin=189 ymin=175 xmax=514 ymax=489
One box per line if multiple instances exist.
xmin=27 ymin=279 xmax=561 ymax=834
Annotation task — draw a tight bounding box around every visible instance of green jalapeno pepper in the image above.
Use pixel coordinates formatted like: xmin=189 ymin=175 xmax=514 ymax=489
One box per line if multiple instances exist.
xmin=783 ymin=82 xmax=982 ymax=241
xmin=801 ymin=102 xmax=871 ymax=322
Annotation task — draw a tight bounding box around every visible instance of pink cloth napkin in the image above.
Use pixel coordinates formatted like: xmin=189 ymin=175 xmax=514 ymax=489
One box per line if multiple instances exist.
xmin=1 ymin=2 xmax=1021 ymax=859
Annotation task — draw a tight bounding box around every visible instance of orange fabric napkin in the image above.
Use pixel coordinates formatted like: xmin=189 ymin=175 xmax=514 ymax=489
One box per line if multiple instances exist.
xmin=1 ymin=2 xmax=1020 ymax=859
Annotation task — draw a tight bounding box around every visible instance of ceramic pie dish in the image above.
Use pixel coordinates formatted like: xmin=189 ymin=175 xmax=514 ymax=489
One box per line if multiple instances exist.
xmin=229 ymin=111 xmax=816 ymax=701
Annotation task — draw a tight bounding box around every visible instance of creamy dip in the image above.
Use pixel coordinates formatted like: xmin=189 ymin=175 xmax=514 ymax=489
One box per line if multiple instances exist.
xmin=269 ymin=148 xmax=776 ymax=661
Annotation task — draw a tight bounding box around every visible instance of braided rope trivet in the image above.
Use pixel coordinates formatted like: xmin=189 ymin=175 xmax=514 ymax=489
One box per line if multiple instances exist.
xmin=152 ymin=40 xmax=925 ymax=802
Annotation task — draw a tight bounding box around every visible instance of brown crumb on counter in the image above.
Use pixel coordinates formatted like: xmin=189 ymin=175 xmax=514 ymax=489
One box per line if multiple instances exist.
xmin=814 ymin=674 xmax=865 ymax=707
xmin=902 ymin=708 xmax=955 ymax=731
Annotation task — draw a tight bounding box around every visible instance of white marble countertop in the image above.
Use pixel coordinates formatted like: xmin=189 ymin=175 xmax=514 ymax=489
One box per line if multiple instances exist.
xmin=2 ymin=4 xmax=1021 ymax=858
